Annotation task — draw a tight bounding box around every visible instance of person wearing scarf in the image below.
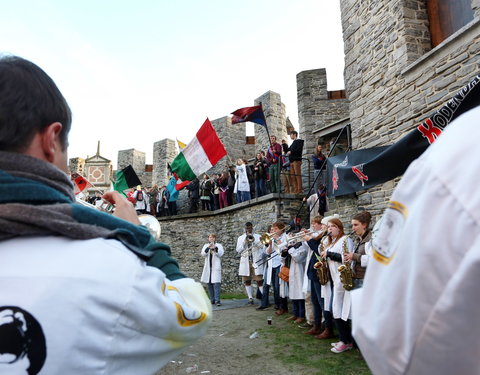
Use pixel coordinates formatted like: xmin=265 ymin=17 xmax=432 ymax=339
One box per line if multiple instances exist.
xmin=0 ymin=55 xmax=210 ymax=375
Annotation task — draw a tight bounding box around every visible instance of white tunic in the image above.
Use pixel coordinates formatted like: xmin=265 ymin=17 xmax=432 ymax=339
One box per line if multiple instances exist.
xmin=236 ymin=233 xmax=263 ymax=276
xmin=322 ymin=235 xmax=354 ymax=321
xmin=200 ymin=243 xmax=224 ymax=284
xmin=288 ymin=242 xmax=307 ymax=300
xmin=261 ymin=233 xmax=285 ymax=285
xmin=352 ymin=107 xmax=480 ymax=375
xmin=0 ymin=236 xmax=211 ymax=375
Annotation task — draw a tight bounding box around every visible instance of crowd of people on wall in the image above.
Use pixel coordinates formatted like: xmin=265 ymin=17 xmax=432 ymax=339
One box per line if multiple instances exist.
xmin=78 ymin=130 xmax=332 ymax=218
xmin=201 ymin=212 xmax=373 ymax=355
xmin=178 ymin=131 xmax=329 ymax=214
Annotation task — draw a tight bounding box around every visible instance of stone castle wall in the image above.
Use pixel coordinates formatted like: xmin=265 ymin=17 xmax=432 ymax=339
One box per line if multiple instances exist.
xmin=158 ymin=194 xmax=307 ymax=293
xmin=325 ymin=0 xmax=480 ymax=223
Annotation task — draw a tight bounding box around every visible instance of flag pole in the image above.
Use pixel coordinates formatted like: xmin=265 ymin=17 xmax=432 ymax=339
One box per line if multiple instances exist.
xmin=259 ymin=103 xmax=274 ymax=150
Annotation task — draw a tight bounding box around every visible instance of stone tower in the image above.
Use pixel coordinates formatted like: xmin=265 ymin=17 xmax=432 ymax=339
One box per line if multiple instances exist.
xmin=296 ymin=68 xmax=349 ymax=193
xmin=117 ymin=148 xmax=147 ymax=186
xmin=153 ymin=139 xmax=177 ymax=187
xmin=254 ymin=91 xmax=288 ymax=153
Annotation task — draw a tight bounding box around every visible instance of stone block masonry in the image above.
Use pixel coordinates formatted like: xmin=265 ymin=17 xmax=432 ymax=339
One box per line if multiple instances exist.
xmin=325 ymin=0 xmax=480 ymax=223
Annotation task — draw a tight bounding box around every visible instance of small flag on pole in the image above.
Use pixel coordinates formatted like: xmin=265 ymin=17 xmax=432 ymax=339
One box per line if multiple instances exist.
xmin=231 ymin=104 xmax=266 ymax=126
xmin=176 ymin=138 xmax=187 ymax=151
xmin=71 ymin=173 xmax=92 ymax=195
xmin=113 ymin=165 xmax=142 ymax=195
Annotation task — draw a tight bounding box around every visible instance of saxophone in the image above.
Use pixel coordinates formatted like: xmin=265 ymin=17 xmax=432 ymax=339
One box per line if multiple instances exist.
xmin=338 ymin=237 xmax=354 ymax=291
xmin=313 ymin=240 xmax=330 ymax=285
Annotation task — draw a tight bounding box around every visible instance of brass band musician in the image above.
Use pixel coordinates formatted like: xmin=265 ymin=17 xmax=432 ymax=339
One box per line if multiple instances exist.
xmin=200 ymin=234 xmax=224 ymax=306
xmin=236 ymin=222 xmax=263 ymax=305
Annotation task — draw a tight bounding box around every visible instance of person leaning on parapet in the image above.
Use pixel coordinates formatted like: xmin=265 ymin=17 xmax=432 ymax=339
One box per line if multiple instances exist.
xmin=287 ymin=130 xmax=304 ymax=195
xmin=0 ymin=55 xmax=210 ymax=375
xmin=266 ymin=135 xmax=283 ymax=193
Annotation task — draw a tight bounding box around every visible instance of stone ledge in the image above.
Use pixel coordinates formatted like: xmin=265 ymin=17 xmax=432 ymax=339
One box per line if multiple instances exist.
xmin=158 ymin=193 xmax=307 ymax=222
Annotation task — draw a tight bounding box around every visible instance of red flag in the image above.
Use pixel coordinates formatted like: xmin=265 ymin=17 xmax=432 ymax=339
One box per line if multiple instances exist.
xmin=71 ymin=173 xmax=92 ymax=195
xmin=231 ymin=105 xmax=266 ymax=126
xmin=173 ymin=173 xmax=190 ymax=191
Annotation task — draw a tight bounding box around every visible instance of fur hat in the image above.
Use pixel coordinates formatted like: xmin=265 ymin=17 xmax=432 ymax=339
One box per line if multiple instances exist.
xmin=321 ymin=214 xmax=340 ymax=226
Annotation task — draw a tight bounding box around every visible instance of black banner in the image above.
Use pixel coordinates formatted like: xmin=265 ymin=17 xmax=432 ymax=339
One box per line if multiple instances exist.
xmin=327 ymin=74 xmax=480 ymax=196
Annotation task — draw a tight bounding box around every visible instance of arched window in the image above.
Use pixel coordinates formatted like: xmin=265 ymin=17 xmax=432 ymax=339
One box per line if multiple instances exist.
xmin=427 ymin=0 xmax=474 ymax=47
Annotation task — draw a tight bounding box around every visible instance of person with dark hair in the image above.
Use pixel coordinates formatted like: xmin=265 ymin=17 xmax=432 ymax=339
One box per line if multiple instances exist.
xmin=227 ymin=166 xmax=236 ymax=205
xmin=280 ymin=139 xmax=292 ymax=194
xmin=257 ymin=224 xmax=282 ymax=312
xmin=0 ymin=55 xmax=210 ymax=374
xmin=312 ymin=144 xmax=327 ymax=191
xmin=199 ymin=173 xmax=213 ymax=211
xmin=186 ymin=178 xmax=200 ymax=213
xmin=287 ymin=130 xmax=304 ymax=194
xmin=343 ymin=211 xmax=373 ymax=289
xmin=218 ymin=172 xmax=229 ymax=209
xmin=303 ymin=215 xmax=335 ymax=337
xmin=253 ymin=152 xmax=268 ymax=198
xmin=266 ymin=135 xmax=282 ymax=193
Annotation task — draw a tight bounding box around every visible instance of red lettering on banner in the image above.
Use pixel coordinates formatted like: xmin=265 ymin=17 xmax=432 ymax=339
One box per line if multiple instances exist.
xmin=417 ymin=118 xmax=443 ymax=144
xmin=352 ymin=166 xmax=368 ymax=186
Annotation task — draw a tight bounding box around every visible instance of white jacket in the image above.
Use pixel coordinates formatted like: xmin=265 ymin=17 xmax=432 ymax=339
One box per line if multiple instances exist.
xmin=236 ymin=233 xmax=263 ymax=276
xmin=288 ymin=242 xmax=307 ymax=300
xmin=352 ymin=107 xmax=480 ymax=375
xmin=200 ymin=242 xmax=224 ymax=283
xmin=322 ymin=235 xmax=354 ymax=320
xmin=0 ymin=236 xmax=211 ymax=375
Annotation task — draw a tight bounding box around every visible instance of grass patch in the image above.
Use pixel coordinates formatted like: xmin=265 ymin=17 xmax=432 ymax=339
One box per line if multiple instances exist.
xmin=220 ymin=292 xmax=247 ymax=300
xmin=259 ymin=317 xmax=372 ymax=375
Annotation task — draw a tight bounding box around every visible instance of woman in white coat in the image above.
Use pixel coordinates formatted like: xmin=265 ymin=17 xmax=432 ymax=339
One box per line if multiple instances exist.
xmin=320 ymin=217 xmax=354 ymax=353
xmin=200 ymin=234 xmax=224 ymax=306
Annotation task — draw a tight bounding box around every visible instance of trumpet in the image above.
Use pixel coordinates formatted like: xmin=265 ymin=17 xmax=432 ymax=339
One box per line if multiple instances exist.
xmin=259 ymin=229 xmax=322 ymax=249
xmin=75 ymin=197 xmax=161 ymax=240
xmin=285 ymin=229 xmax=323 ymax=245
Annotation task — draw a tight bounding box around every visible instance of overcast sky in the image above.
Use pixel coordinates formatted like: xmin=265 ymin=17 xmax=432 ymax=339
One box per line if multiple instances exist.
xmin=2 ymin=0 xmax=345 ymax=166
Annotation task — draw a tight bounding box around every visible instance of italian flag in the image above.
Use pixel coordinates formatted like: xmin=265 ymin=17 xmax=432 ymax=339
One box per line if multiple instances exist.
xmin=170 ymin=118 xmax=227 ymax=181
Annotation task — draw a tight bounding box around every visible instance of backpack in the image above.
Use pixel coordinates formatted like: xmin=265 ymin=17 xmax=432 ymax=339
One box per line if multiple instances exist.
xmin=136 ymin=191 xmax=144 ymax=201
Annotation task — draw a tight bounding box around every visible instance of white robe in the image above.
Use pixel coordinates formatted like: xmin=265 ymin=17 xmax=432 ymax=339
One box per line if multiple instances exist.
xmin=261 ymin=236 xmax=283 ymax=285
xmin=302 ymin=241 xmax=314 ymax=294
xmin=322 ymin=235 xmax=354 ymax=321
xmin=236 ymin=233 xmax=263 ymax=276
xmin=234 ymin=164 xmax=250 ymax=193
xmin=0 ymin=236 xmax=211 ymax=375
xmin=288 ymin=242 xmax=307 ymax=300
xmin=352 ymin=107 xmax=480 ymax=375
xmin=200 ymin=243 xmax=224 ymax=284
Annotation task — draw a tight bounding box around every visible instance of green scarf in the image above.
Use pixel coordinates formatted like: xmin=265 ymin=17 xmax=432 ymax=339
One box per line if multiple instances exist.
xmin=0 ymin=151 xmax=184 ymax=280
